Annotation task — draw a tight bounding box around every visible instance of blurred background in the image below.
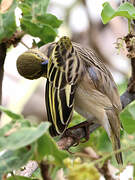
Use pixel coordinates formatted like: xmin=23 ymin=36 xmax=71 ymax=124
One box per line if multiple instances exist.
xmin=0 ymin=0 xmax=133 ymax=179
xmin=2 ymin=0 xmax=130 ymax=124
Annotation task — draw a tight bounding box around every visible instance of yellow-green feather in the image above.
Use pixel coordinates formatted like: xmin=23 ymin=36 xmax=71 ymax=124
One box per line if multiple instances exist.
xmin=46 ymin=36 xmax=82 ymax=135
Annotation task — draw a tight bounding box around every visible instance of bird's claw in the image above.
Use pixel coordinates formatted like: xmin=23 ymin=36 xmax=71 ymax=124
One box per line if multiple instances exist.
xmin=62 ymin=121 xmax=92 ymax=148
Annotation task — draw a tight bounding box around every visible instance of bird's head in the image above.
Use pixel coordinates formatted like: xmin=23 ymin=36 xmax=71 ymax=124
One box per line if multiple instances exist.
xmin=16 ymin=49 xmax=49 ymax=80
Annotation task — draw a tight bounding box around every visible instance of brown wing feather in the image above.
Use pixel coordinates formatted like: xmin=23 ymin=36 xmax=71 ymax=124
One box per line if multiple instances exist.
xmin=73 ymin=42 xmax=122 ymax=112
xmin=73 ymin=42 xmax=123 ymax=164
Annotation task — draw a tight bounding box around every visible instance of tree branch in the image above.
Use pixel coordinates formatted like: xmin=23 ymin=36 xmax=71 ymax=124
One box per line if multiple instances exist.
xmin=0 ymin=31 xmax=25 ymax=119
xmin=58 ymin=124 xmax=100 ymax=150
xmin=2 ymin=31 xmax=25 ymax=48
xmin=0 ymin=43 xmax=7 ymax=117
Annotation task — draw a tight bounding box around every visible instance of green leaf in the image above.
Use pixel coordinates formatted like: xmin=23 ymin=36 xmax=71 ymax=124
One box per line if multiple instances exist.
xmin=19 ymin=0 xmax=62 ymax=43
xmin=0 ymin=0 xmax=17 ymax=42
xmin=31 ymin=168 xmax=42 ymax=179
xmin=101 ymin=2 xmax=135 ymax=24
xmin=125 ymin=151 xmax=135 ymax=164
xmin=118 ymin=81 xmax=127 ymax=95
xmin=118 ymin=2 xmax=135 ymax=17
xmin=21 ymin=19 xmax=57 ymax=43
xmin=36 ymin=13 xmax=62 ymax=28
xmin=69 ymin=112 xmax=85 ymax=128
xmin=97 ymin=131 xmax=111 ymax=152
xmin=0 ymin=118 xmax=31 ymax=138
xmin=0 ymin=106 xmax=23 ymax=119
xmin=128 ymin=102 xmax=135 ymax=118
xmin=0 ymin=121 xmax=15 ymax=137
xmin=101 ymin=2 xmax=115 ymax=24
xmin=0 ymin=147 xmax=33 ymax=178
xmin=19 ymin=0 xmax=50 ymax=17
xmin=37 ymin=133 xmax=69 ymax=166
xmin=120 ymin=105 xmax=135 ymax=134
xmin=0 ymin=122 xmax=50 ymax=151
xmin=36 ymin=41 xmax=45 ymax=48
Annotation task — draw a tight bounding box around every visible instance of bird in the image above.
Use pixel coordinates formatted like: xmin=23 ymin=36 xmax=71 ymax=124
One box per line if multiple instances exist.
xmin=17 ymin=36 xmax=123 ymax=164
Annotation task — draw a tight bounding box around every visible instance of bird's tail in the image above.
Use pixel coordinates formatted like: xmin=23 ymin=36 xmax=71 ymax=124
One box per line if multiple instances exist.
xmin=110 ymin=133 xmax=123 ymax=164
xmin=105 ymin=109 xmax=123 ymax=164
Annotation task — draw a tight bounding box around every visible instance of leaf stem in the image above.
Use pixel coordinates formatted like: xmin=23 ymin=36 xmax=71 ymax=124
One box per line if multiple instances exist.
xmin=20 ymin=40 xmax=30 ymax=49
xmin=90 ymin=145 xmax=135 ymax=166
xmin=128 ymin=19 xmax=131 ymax=33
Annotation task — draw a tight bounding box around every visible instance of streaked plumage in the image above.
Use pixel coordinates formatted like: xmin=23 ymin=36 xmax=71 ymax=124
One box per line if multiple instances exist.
xmin=16 ymin=36 xmax=123 ymax=164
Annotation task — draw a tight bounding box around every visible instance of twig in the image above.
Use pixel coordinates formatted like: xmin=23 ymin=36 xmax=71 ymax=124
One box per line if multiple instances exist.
xmin=120 ymin=90 xmax=135 ymax=108
xmin=0 ymin=43 xmax=7 ymax=118
xmin=20 ymin=40 xmax=30 ymax=49
xmin=120 ymin=33 xmax=135 ymax=108
xmin=89 ymin=145 xmax=135 ymax=168
xmin=83 ymin=147 xmax=116 ymax=180
xmin=2 ymin=31 xmax=25 ymax=48
xmin=40 ymin=161 xmax=52 ymax=180
xmin=0 ymin=30 xmax=25 ymax=119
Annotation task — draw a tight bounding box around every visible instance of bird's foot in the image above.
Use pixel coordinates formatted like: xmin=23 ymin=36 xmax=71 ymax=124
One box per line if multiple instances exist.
xmin=62 ymin=128 xmax=80 ymax=147
xmin=62 ymin=121 xmax=94 ymax=147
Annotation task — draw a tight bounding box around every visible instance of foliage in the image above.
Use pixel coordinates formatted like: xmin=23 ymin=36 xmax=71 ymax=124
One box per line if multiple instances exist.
xmin=0 ymin=0 xmax=17 ymax=42
xmin=0 ymin=106 xmax=68 ymax=179
xmin=120 ymin=102 xmax=135 ymax=134
xmin=101 ymin=1 xmax=135 ymax=134
xmin=1 ymin=100 xmax=135 ymax=179
xmin=101 ymin=2 xmax=135 ymax=24
xmin=1 ymin=0 xmax=135 ymax=179
xmin=0 ymin=0 xmax=62 ymax=45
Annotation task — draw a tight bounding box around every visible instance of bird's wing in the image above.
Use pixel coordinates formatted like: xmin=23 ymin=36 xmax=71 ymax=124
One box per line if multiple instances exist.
xmin=73 ymin=43 xmax=123 ymax=161
xmin=73 ymin=42 xmax=122 ymax=112
xmin=46 ymin=37 xmax=83 ymax=136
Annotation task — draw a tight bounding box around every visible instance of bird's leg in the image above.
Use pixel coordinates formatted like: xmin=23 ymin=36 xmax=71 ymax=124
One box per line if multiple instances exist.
xmin=62 ymin=121 xmax=95 ymax=146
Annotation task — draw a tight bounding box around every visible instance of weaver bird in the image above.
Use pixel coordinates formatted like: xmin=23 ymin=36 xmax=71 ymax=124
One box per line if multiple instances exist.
xmin=17 ymin=36 xmax=123 ymax=164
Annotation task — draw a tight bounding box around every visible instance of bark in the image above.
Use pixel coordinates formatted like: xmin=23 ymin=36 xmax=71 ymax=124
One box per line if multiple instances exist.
xmin=0 ymin=43 xmax=7 ymax=114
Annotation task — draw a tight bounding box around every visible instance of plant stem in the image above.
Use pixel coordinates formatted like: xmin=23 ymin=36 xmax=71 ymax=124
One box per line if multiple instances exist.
xmin=40 ymin=161 xmax=52 ymax=180
xmin=20 ymin=40 xmax=30 ymax=49
xmin=128 ymin=19 xmax=131 ymax=33
xmin=90 ymin=145 xmax=135 ymax=166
